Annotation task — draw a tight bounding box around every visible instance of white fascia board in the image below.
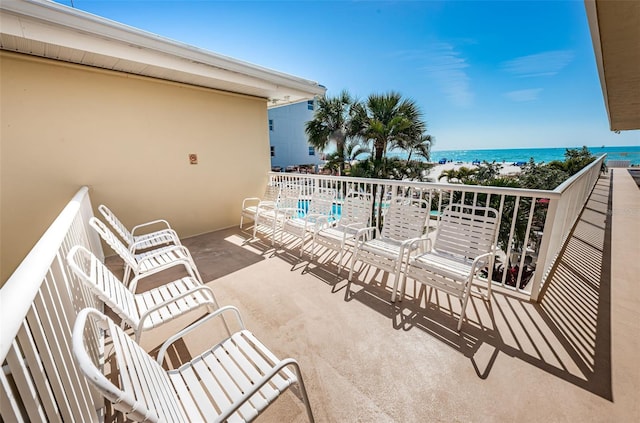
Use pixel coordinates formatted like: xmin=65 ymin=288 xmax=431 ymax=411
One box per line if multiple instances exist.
xmin=1 ymin=0 xmax=326 ymax=98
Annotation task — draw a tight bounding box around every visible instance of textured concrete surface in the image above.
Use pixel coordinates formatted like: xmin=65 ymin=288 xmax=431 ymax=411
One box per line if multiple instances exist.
xmin=106 ymin=169 xmax=639 ymax=422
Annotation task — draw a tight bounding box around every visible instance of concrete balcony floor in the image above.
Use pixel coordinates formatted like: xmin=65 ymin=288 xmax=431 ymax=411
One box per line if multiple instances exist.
xmin=106 ymin=169 xmax=639 ymax=422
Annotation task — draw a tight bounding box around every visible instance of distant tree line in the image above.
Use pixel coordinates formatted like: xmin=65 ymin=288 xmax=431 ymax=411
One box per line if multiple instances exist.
xmin=437 ymin=146 xmax=596 ymax=190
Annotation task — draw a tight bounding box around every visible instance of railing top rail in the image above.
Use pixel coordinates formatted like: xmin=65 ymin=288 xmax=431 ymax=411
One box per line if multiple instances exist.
xmin=269 ymin=171 xmax=561 ymax=199
xmin=0 ymin=186 xmax=90 ymax=361
xmin=553 ymin=154 xmax=606 ymax=194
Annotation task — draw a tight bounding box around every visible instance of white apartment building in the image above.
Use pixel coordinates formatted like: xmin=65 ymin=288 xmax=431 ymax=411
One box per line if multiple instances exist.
xmin=268 ymin=100 xmax=323 ymax=171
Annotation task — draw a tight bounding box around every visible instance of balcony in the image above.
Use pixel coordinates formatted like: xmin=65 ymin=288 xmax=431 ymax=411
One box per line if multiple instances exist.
xmin=2 ymin=161 xmax=639 ymax=422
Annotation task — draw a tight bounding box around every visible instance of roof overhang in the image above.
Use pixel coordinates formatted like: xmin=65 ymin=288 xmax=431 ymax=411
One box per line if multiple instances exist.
xmin=0 ymin=0 xmax=326 ymax=107
xmin=585 ymin=0 xmax=640 ymax=131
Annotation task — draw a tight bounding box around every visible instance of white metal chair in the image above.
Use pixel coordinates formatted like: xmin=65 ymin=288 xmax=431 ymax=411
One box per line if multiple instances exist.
xmin=90 ymin=217 xmax=203 ymax=285
xmin=398 ymin=204 xmax=499 ymax=331
xmin=67 ymin=245 xmax=218 ymax=343
xmin=252 ymin=184 xmax=302 ymax=244
xmin=240 ymin=184 xmax=280 ymax=229
xmin=310 ymin=191 xmax=373 ymax=272
xmin=72 ymin=306 xmax=315 ymax=422
xmin=280 ymin=187 xmax=337 ymax=256
xmin=348 ymin=197 xmax=430 ymax=296
xmin=98 ymin=204 xmax=181 ymax=252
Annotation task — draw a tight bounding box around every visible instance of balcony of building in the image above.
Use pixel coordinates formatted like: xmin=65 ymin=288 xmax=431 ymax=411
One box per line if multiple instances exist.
xmin=2 ymin=159 xmax=639 ymax=422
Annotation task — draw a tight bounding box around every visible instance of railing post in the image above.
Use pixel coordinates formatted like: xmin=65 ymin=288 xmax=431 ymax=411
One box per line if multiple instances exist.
xmin=529 ymin=197 xmax=559 ymax=301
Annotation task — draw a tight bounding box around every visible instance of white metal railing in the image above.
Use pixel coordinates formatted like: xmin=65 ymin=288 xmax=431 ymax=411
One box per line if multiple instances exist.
xmin=269 ymin=155 xmax=605 ymax=301
xmin=0 ymin=186 xmax=104 ymax=422
xmin=528 ymin=154 xmax=606 ymax=300
xmin=0 ymin=158 xmax=604 ymax=421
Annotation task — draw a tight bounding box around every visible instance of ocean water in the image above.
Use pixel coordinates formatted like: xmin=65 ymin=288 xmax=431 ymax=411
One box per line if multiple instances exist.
xmin=391 ymin=146 xmax=640 ymax=166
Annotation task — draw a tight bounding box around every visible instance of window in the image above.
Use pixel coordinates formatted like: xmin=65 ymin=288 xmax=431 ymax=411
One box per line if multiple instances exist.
xmin=270 ymin=146 xmax=275 ymax=157
xmin=308 ymin=147 xmax=315 ymax=156
xmin=269 ymin=119 xmax=274 ymax=131
xmin=307 ymin=100 xmax=314 ymax=111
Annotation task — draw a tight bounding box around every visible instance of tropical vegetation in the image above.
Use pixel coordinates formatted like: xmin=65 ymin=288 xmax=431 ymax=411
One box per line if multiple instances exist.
xmin=305 ymin=90 xmax=434 ymax=180
xmin=435 ymin=147 xmax=596 ymax=253
xmin=306 ymin=93 xmax=597 ymax=253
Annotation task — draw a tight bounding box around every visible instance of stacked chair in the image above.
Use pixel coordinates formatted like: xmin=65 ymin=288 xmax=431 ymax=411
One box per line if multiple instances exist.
xmin=310 ymin=191 xmax=373 ymax=273
xmin=98 ymin=204 xmax=181 ymax=252
xmin=397 ymin=204 xmax=499 ymax=331
xmin=67 ymin=244 xmax=218 ymax=343
xmin=70 ymin=204 xmax=314 ymax=422
xmin=348 ymin=197 xmax=430 ymax=297
xmin=89 ymin=216 xmax=202 ymax=285
xmin=252 ymin=184 xmax=302 ymax=244
xmin=240 ymin=184 xmax=280 ymax=229
xmin=279 ymin=187 xmax=337 ymax=256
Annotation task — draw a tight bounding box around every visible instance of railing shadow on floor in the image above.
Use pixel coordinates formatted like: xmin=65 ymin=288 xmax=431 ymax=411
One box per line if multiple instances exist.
xmin=124 ymin=175 xmax=612 ymax=402
xmin=279 ymin=176 xmax=614 ymax=400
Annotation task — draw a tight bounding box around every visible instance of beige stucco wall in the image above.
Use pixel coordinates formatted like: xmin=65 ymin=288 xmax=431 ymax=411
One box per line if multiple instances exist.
xmin=1 ymin=51 xmax=271 ymax=281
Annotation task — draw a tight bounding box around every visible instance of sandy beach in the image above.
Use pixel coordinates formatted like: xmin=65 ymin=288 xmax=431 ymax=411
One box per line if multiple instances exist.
xmin=427 ymin=161 xmax=522 ymax=180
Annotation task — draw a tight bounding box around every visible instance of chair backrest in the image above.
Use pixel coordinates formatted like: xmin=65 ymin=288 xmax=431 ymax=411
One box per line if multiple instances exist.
xmin=380 ymin=197 xmax=430 ymax=241
xmin=263 ymin=184 xmax=280 ymax=202
xmin=339 ymin=192 xmax=373 ymax=227
xmin=276 ymin=184 xmax=302 ymax=210
xmin=434 ymin=204 xmax=499 ymax=264
xmin=98 ymin=205 xmax=134 ymax=245
xmin=307 ymin=187 xmax=337 ymax=216
xmin=89 ymin=217 xmax=138 ymax=269
xmin=67 ymin=246 xmax=140 ymax=327
xmin=73 ymin=308 xmax=188 ymax=422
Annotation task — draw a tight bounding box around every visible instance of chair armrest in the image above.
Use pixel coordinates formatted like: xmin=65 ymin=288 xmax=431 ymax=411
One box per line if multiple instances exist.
xmin=258 ymin=200 xmax=276 ymax=208
xmin=138 ymin=244 xmax=194 ymax=262
xmin=405 ymin=237 xmax=431 ymax=255
xmin=73 ymin=308 xmax=137 ymax=405
xmin=128 ymin=229 xmax=180 ymax=252
xmin=354 ymin=226 xmax=377 ymax=247
xmin=343 ymin=222 xmax=366 ymax=230
xmin=156 ymin=305 xmax=246 ymax=364
xmin=131 ymin=219 xmax=172 ymax=235
xmin=275 ymin=207 xmax=300 ymax=219
xmin=470 ymin=249 xmax=497 ymax=275
xmin=241 ymin=197 xmax=261 ymax=209
xmin=310 ymin=214 xmax=335 ymax=232
xmin=397 ymin=237 xmax=424 ymax=261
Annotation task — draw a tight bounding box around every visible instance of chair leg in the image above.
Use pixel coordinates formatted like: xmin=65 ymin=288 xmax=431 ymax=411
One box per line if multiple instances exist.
xmin=336 ymin=246 xmax=345 ymax=274
xmin=457 ymin=289 xmax=472 ymax=332
xmin=390 ymin=260 xmax=403 ymax=302
xmin=299 ymin=234 xmax=306 ymax=257
xmin=309 ymin=238 xmax=316 ymax=262
xmin=252 ymin=220 xmax=257 ymax=239
xmin=291 ymin=362 xmax=315 ymax=423
xmin=348 ymin=254 xmax=356 ymax=281
xmin=393 ymin=271 xmax=409 ymax=303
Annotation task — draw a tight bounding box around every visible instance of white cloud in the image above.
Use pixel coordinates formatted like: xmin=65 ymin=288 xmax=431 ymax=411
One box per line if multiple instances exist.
xmin=421 ymin=43 xmax=474 ymax=108
xmin=502 ymin=50 xmax=574 ymax=77
xmin=504 ymin=88 xmax=543 ymax=102
xmin=393 ymin=43 xmax=474 ymax=108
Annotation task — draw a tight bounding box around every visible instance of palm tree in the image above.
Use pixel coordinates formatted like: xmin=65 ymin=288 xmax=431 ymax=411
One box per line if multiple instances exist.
xmin=351 ymin=92 xmax=425 ymax=162
xmin=344 ymin=138 xmax=370 ymax=163
xmin=305 ymin=90 xmax=354 ymax=175
xmin=438 ymin=166 xmax=477 ymax=184
xmin=403 ymin=133 xmax=433 ymax=165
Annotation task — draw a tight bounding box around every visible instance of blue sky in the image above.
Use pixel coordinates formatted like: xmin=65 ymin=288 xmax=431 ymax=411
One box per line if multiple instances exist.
xmin=55 ymin=0 xmax=639 ymax=151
